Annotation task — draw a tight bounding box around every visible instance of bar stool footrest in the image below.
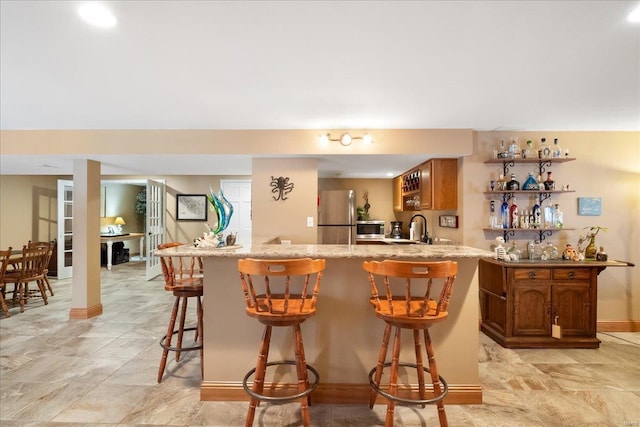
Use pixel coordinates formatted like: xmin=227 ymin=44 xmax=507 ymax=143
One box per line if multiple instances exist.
xmin=159 ymin=326 xmax=203 ymax=352
xmin=368 ymin=362 xmax=448 ymax=405
xmin=243 ymin=360 xmax=320 ymax=404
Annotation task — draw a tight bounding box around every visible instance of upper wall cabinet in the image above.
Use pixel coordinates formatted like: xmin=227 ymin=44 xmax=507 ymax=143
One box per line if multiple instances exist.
xmin=420 ymin=159 xmax=458 ymax=210
xmin=393 ymin=158 xmax=458 ymax=212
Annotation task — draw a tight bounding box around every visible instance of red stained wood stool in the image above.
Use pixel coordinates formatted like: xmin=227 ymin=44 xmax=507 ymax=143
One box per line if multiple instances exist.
xmin=362 ymin=259 xmax=458 ymax=427
xmin=238 ymin=258 xmax=326 ymax=427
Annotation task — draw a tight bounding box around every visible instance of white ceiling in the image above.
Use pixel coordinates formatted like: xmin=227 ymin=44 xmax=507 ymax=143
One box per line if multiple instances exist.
xmin=1 ymin=1 xmax=639 ymax=177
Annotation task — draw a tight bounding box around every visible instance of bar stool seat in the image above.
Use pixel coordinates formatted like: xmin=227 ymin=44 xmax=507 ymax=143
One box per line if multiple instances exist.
xmin=157 ymin=242 xmax=204 ymax=383
xmin=362 ymin=259 xmax=458 ymax=427
xmin=238 ymin=257 xmax=326 ymax=427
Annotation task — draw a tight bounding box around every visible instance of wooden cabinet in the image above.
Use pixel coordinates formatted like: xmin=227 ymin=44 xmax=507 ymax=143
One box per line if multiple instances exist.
xmin=420 ymin=159 xmax=457 ymax=210
xmin=393 ymin=158 xmax=458 ymax=212
xmin=479 ymin=258 xmax=602 ymax=348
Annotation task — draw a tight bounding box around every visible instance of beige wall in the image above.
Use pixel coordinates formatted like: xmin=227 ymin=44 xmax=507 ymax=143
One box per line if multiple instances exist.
xmin=319 ymin=178 xmax=395 ymax=226
xmin=252 ymin=158 xmax=318 ymax=244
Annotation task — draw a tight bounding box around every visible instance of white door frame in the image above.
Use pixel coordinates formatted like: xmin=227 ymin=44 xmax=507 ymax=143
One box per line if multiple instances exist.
xmin=145 ymin=179 xmax=166 ymax=280
xmin=56 ymin=179 xmax=74 ymax=279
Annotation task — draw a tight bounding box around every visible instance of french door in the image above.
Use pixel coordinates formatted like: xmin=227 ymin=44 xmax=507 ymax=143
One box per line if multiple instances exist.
xmin=56 ymin=179 xmax=74 ymax=279
xmin=145 ymin=179 xmax=165 ymax=280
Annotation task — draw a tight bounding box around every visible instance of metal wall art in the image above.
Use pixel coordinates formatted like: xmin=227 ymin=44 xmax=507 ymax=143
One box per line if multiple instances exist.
xmin=270 ymin=176 xmax=294 ymax=201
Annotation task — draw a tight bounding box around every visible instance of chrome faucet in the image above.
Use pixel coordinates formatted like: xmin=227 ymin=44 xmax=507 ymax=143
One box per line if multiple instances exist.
xmin=410 ymin=214 xmax=431 ymax=244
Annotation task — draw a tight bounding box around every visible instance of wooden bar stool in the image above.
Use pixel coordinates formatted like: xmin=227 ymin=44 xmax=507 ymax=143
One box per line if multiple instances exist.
xmin=362 ymin=259 xmax=458 ymax=427
xmin=157 ymin=242 xmax=204 ymax=383
xmin=238 ymin=258 xmax=326 ymax=427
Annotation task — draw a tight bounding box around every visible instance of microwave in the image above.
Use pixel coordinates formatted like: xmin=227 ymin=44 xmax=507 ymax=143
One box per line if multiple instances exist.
xmin=356 ymin=220 xmax=386 ymax=239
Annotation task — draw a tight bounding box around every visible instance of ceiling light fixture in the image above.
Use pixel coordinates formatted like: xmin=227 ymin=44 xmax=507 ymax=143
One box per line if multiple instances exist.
xmin=629 ymin=4 xmax=640 ymax=22
xmin=78 ymin=3 xmax=117 ymax=28
xmin=320 ymin=132 xmax=374 ymax=146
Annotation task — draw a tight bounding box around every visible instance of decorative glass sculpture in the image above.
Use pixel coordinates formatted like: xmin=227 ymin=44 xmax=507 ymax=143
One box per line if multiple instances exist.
xmin=207 ymin=187 xmax=234 ymax=234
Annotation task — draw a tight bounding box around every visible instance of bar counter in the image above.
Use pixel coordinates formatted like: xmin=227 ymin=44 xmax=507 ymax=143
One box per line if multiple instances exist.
xmin=156 ymin=243 xmax=494 ymax=404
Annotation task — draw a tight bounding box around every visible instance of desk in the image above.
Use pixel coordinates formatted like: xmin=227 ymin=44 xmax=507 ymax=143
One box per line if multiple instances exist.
xmin=99 ymin=233 xmax=145 ymax=270
xmin=156 ymin=243 xmax=494 ymax=405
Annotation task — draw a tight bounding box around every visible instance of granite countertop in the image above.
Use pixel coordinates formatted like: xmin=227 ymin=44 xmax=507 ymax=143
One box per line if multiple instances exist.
xmin=155 ymin=243 xmax=495 ymax=259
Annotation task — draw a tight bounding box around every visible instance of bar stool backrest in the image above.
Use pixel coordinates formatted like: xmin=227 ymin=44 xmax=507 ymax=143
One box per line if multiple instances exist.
xmin=363 ymin=260 xmax=458 ymax=321
xmin=238 ymin=258 xmax=325 ymax=317
xmin=157 ymin=242 xmax=203 ymax=292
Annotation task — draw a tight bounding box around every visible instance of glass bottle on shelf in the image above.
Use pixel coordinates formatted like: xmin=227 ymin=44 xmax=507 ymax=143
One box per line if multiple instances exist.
xmin=544 ymin=171 xmax=555 ymax=190
xmin=554 ymin=204 xmax=563 ymax=228
xmin=498 ymin=139 xmax=508 ymax=159
xmin=520 ymin=209 xmax=529 ymax=229
xmin=509 ymin=197 xmax=519 ymax=229
xmin=543 ymin=242 xmax=558 ymax=260
xmin=500 ymin=199 xmax=509 ymax=229
xmin=527 ymin=240 xmax=536 ymax=260
xmin=508 ymin=137 xmax=520 ymax=159
xmin=522 ymin=172 xmax=538 ymax=190
xmin=523 ymin=140 xmax=534 ymax=159
xmin=507 ymin=241 xmax=521 ymax=261
xmin=532 ymin=195 xmax=541 ymax=228
xmin=552 ymin=138 xmax=563 ymax=158
xmin=540 ymin=137 xmax=551 ymax=158
xmin=488 ymin=201 xmax=498 ymax=229
xmin=506 ymin=173 xmax=520 ymax=190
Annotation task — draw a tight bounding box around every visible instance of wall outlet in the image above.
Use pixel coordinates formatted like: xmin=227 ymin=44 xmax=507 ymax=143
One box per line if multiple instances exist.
xmin=307 ymin=217 xmax=314 ymax=227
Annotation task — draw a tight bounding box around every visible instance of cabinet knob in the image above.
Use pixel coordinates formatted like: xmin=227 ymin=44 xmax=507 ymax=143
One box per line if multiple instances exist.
xmin=528 ymin=271 xmax=536 ymax=279
xmin=568 ymin=271 xmax=576 ymax=279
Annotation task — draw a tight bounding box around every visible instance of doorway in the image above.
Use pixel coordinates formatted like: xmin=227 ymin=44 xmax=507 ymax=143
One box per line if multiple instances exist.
xmin=220 ymin=180 xmax=252 ymax=245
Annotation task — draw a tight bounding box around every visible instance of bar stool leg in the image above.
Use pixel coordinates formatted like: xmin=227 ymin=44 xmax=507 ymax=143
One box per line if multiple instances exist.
xmin=424 ymin=329 xmax=448 ymax=427
xmin=293 ymin=324 xmax=311 ymax=427
xmin=176 ymin=296 xmax=188 ymax=362
xmin=158 ymin=297 xmax=180 ymax=383
xmin=413 ymin=329 xmax=427 ymax=407
xmin=385 ymin=327 xmax=402 ymax=427
xmin=246 ymin=325 xmax=272 ymax=427
xmin=370 ymin=323 xmax=392 ymax=408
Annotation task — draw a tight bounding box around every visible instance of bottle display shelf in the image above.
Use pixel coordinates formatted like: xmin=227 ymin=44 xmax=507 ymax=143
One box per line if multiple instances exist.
xmin=485 ymin=157 xmax=575 ymax=175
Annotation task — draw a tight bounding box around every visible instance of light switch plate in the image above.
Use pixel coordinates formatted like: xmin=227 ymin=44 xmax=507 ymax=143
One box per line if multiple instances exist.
xmin=307 ymin=217 xmax=314 ymax=227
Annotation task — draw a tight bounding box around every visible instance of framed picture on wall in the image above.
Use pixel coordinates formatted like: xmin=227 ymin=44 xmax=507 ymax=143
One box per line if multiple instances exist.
xmin=176 ymin=194 xmax=208 ymax=221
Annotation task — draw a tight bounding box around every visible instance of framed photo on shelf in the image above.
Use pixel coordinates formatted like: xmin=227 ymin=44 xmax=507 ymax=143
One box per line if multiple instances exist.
xmin=176 ymin=194 xmax=208 ymax=221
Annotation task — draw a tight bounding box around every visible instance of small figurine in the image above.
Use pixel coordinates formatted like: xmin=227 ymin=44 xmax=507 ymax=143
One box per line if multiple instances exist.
xmin=494 ymin=236 xmax=507 ymax=260
xmin=562 ymin=244 xmax=580 ymax=261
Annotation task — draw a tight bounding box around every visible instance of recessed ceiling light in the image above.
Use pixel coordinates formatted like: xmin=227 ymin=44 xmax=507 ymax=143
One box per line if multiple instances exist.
xmin=78 ymin=3 xmax=117 ymax=28
xmin=629 ymin=4 xmax=640 ymax=22
xmin=386 ymin=172 xmax=394 ymax=177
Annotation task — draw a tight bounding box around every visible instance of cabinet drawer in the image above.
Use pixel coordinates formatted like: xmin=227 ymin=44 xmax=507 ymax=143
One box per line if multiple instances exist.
xmin=553 ymin=268 xmax=591 ymax=281
xmin=512 ymin=269 xmax=551 ymax=281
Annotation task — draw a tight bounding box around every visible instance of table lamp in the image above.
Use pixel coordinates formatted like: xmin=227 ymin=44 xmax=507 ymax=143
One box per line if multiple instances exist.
xmin=114 ymin=216 xmax=125 ymax=233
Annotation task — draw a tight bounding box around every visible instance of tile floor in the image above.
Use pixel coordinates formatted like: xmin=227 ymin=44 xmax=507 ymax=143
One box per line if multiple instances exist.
xmin=1 ymin=261 xmax=639 ymax=426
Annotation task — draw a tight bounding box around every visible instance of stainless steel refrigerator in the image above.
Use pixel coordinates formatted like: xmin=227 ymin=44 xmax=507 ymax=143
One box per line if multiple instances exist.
xmin=318 ymin=190 xmax=355 ymax=244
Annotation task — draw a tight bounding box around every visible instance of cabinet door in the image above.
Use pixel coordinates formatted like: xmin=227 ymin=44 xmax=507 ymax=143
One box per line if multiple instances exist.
xmin=513 ymin=283 xmax=551 ymax=336
xmin=420 ymin=159 xmax=458 ymax=210
xmin=393 ymin=176 xmax=403 ymax=212
xmin=552 ymin=282 xmax=591 ymax=336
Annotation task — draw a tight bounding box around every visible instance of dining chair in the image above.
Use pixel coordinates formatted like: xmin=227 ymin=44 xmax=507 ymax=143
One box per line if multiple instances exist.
xmin=28 ymin=240 xmax=55 ymax=296
xmin=0 ymin=247 xmax=13 ymax=317
xmin=2 ymin=245 xmax=49 ymax=313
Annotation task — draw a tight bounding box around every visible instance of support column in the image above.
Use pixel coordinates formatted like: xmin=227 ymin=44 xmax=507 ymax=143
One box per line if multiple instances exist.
xmin=69 ymin=159 xmax=103 ymax=319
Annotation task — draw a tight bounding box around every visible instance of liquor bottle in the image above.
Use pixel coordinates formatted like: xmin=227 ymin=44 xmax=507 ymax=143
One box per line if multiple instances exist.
xmin=527 ymin=240 xmax=536 ymax=260
xmin=543 ymin=200 xmax=555 ymax=228
xmin=537 ymin=174 xmax=545 ymax=190
xmin=544 ymin=171 xmax=555 ymax=190
xmin=488 ymin=201 xmax=498 ymax=229
xmin=532 ymin=195 xmax=541 ymax=228
xmin=554 ymin=204 xmax=563 ymax=228
xmin=509 ymin=197 xmax=519 ymax=229
xmin=498 ymin=139 xmax=508 ymax=158
xmin=500 ymin=199 xmax=509 ymax=229
xmin=596 ymin=247 xmax=608 ymax=261
xmin=522 ymin=140 xmax=533 ymax=159
xmin=540 ymin=137 xmax=551 ymax=158
xmin=507 ymin=241 xmax=521 ymax=261
xmin=508 ymin=137 xmax=520 ymax=159
xmin=522 ymin=172 xmax=538 ymax=190
xmin=520 ymin=209 xmax=529 ymax=229
xmin=552 ymin=138 xmax=563 ymax=158
xmin=506 ymin=173 xmax=520 ymax=190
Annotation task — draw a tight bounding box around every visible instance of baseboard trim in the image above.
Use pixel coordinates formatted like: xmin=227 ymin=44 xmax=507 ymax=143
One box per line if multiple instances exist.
xmin=597 ymin=320 xmax=639 ymax=332
xmin=69 ymin=304 xmax=103 ymax=319
xmin=201 ymin=382 xmax=482 ymax=405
